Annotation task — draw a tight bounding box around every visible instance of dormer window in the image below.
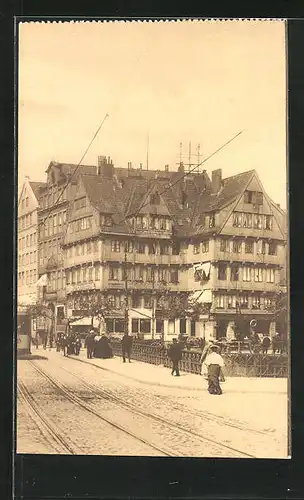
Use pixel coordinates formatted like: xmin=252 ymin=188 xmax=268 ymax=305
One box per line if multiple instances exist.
xmin=244 ymin=190 xmax=263 ymax=205
xmin=181 ymin=190 xmax=189 ymax=208
xmin=100 ymin=214 xmax=112 ymax=226
xmin=75 ymin=197 xmax=86 ymax=210
xmin=209 ymin=213 xmax=215 ymax=228
xmin=150 ymin=193 xmax=160 ymax=205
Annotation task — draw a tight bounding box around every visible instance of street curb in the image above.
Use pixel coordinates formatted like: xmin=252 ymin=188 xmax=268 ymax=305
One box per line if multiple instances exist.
xmin=68 ymin=354 xmax=206 ymax=391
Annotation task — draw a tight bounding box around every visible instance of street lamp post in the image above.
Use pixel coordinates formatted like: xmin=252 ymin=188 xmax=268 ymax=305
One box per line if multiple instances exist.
xmin=124 ymin=248 xmax=129 ymax=334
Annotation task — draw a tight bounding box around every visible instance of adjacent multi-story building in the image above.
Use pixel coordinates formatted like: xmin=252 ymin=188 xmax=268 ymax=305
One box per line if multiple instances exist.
xmin=36 ymin=161 xmax=96 ymax=333
xmin=17 ymin=177 xmax=46 ymax=309
xmin=60 ymin=157 xmax=286 ymax=341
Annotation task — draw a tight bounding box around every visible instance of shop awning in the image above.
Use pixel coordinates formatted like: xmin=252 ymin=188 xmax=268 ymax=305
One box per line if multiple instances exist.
xmin=69 ymin=317 xmax=94 ymax=326
xmin=36 ymin=274 xmax=48 ymax=287
xmin=189 ymin=289 xmax=213 ymax=304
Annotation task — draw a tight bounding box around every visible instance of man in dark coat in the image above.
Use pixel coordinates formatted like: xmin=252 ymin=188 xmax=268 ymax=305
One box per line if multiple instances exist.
xmin=122 ymin=333 xmax=133 ymax=363
xmin=85 ymin=330 xmax=95 ymax=359
xmin=168 ymin=338 xmax=183 ymax=376
xmin=75 ymin=337 xmax=82 ymax=355
xmin=262 ymin=334 xmax=271 ymax=354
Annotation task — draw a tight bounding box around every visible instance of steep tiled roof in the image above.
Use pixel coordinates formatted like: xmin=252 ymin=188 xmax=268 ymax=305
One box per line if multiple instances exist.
xmin=197 ymin=170 xmax=254 ymax=214
xmin=46 ymin=161 xmax=97 ymax=178
xmin=29 ymin=181 xmax=47 ymax=201
xmin=72 ymin=167 xmax=257 ymax=237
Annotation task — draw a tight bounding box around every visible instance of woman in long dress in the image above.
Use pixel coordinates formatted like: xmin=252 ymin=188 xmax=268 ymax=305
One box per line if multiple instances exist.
xmin=204 ymin=345 xmax=225 ymax=395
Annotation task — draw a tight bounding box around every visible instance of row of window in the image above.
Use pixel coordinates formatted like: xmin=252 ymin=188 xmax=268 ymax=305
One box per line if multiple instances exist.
xmin=216 ymin=293 xmax=274 ymax=310
xmin=110 ymin=240 xmax=181 ymax=255
xmin=47 ymin=270 xmax=66 ymax=291
xmin=68 ymin=216 xmax=93 ymax=233
xmin=193 ymin=238 xmax=278 ymax=256
xmin=215 ymin=263 xmax=275 ymax=283
xmin=65 ymin=240 xmax=99 ymax=258
xmin=108 ymin=265 xmax=179 ymax=284
xmin=219 ymin=238 xmax=277 ymax=255
xmin=39 ymin=211 xmax=67 ymax=238
xmin=66 ymin=264 xmax=101 ymax=284
xmin=18 ymin=269 xmax=37 ymax=286
xmin=39 ymin=238 xmax=62 ymax=261
xmin=39 ymin=187 xmax=67 ymax=209
xmin=20 ymin=196 xmax=29 ymax=209
xmin=19 ymin=212 xmax=33 ymax=230
xmin=18 ymin=232 xmax=37 ymax=250
xmin=233 ymin=212 xmax=273 ymax=230
xmin=129 ymin=215 xmax=172 ymax=231
xmin=18 ymin=251 xmax=37 ymax=267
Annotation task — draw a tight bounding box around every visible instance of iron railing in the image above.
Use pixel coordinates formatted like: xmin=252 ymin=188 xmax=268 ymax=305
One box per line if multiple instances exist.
xmin=109 ymin=338 xmax=288 ymax=378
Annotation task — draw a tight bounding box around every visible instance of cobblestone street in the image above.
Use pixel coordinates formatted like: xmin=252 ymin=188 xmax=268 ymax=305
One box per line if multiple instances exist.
xmin=17 ymin=349 xmax=289 ymax=458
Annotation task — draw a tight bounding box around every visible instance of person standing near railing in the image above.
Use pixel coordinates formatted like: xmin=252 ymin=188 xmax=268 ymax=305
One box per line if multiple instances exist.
xmin=262 ymin=334 xmax=271 ymax=354
xmin=168 ymin=338 xmax=182 ymax=376
xmin=122 ymin=332 xmax=133 ymax=363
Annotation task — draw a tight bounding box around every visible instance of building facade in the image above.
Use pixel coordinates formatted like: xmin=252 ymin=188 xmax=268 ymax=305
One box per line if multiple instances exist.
xmin=36 ymin=161 xmax=97 ymax=335
xmin=18 ymin=177 xmax=46 ymax=309
xmin=60 ymin=158 xmax=287 ymax=341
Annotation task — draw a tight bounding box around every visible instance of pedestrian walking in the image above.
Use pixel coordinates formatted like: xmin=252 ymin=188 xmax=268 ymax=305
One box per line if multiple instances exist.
xmin=262 ymin=334 xmax=271 ymax=354
xmin=42 ymin=332 xmax=48 ymax=350
xmin=56 ymin=334 xmax=61 ymax=352
xmin=85 ymin=330 xmax=95 ymax=359
xmin=62 ymin=335 xmax=68 ymax=356
xmin=272 ymin=332 xmax=281 ymax=354
xmin=75 ymin=337 xmax=81 ymax=355
xmin=122 ymin=332 xmax=133 ymax=363
xmin=168 ymin=338 xmax=183 ymax=376
xmin=204 ymin=344 xmax=225 ymax=395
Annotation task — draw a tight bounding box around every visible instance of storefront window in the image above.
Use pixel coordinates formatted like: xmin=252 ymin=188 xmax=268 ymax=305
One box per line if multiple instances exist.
xmin=140 ymin=319 xmax=151 ymax=334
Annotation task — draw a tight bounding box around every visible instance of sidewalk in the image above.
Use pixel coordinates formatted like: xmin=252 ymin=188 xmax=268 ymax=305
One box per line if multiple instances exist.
xmin=68 ymin=349 xmax=287 ymax=394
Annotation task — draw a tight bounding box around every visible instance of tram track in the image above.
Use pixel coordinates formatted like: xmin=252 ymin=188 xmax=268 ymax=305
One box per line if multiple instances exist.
xmin=31 ymin=360 xmax=257 ymax=458
xmin=17 ymin=379 xmax=80 ymax=455
xmin=27 ymin=361 xmax=176 ymax=457
xmin=69 ymin=354 xmax=271 ymax=437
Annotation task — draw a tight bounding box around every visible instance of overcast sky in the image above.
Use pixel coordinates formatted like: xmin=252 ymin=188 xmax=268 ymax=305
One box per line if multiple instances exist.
xmin=18 ymin=20 xmax=287 ymax=207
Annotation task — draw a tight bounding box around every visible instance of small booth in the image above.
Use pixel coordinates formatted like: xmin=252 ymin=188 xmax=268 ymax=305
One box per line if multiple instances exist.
xmin=17 ymin=311 xmax=31 ymax=356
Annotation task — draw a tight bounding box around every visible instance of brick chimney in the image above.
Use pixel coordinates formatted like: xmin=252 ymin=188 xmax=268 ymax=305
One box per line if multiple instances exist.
xmin=211 ymin=169 xmax=222 ymax=193
xmin=178 ymin=162 xmax=184 ymax=173
xmin=165 ymin=164 xmax=169 ymax=172
xmin=97 ymin=155 xmax=114 ymax=177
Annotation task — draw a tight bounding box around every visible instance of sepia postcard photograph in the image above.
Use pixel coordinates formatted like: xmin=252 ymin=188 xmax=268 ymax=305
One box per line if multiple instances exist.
xmin=16 ymin=19 xmax=289 ymax=460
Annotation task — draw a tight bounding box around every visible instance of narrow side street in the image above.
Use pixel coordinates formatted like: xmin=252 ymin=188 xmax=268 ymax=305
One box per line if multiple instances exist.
xmin=17 ymin=349 xmax=288 ymax=458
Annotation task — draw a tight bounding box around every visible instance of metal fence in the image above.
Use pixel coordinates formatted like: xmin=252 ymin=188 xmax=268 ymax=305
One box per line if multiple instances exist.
xmin=110 ymin=339 xmax=288 ymax=378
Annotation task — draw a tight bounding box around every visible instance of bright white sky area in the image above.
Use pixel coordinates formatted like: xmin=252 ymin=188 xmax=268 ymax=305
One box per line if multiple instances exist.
xmin=18 ymin=20 xmax=287 ymax=208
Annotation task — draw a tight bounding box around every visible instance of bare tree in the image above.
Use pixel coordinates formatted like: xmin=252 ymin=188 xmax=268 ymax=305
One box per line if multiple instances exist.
xmin=69 ymin=293 xmax=116 ymax=333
